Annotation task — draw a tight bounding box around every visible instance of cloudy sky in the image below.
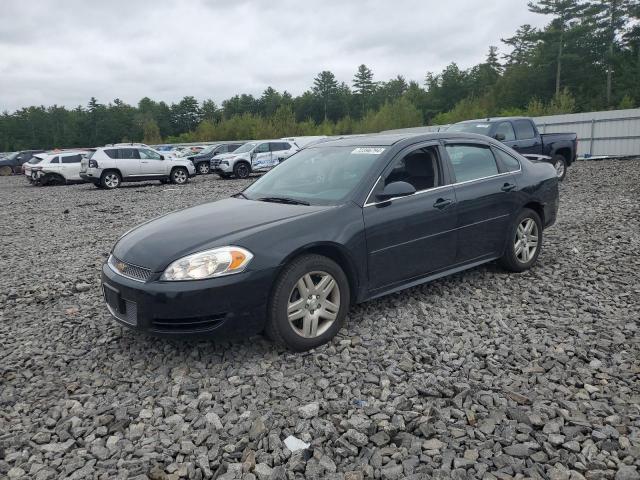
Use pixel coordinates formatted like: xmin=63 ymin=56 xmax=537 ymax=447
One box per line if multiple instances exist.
xmin=0 ymin=0 xmax=549 ymax=112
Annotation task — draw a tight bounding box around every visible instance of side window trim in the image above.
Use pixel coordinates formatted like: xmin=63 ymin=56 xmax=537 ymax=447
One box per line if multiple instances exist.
xmin=491 ymin=146 xmax=522 ymax=174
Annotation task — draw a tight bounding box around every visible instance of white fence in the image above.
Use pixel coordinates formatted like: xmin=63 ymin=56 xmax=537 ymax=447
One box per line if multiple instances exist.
xmin=383 ymin=108 xmax=640 ymax=158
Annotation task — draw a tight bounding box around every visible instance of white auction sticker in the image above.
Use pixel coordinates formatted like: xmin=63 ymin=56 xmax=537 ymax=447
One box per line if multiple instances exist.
xmin=351 ymin=147 xmax=385 ymax=155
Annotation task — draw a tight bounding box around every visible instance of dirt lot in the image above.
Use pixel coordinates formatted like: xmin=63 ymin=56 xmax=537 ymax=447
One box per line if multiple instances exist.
xmin=1 ymin=161 xmax=639 ymax=480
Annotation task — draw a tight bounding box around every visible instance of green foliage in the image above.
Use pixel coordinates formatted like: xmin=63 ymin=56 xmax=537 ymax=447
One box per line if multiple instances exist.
xmin=1 ymin=1 xmax=640 ymax=150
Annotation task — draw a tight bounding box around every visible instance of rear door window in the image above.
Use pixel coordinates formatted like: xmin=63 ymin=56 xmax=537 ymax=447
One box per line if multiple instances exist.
xmin=61 ymin=154 xmax=82 ymax=163
xmin=513 ymin=120 xmax=536 ymax=140
xmin=445 ymin=144 xmax=500 ymax=183
xmin=119 ymin=148 xmax=140 ymax=159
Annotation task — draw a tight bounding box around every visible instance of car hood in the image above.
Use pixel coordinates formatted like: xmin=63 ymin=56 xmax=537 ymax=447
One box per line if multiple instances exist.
xmin=113 ymin=198 xmax=330 ymax=271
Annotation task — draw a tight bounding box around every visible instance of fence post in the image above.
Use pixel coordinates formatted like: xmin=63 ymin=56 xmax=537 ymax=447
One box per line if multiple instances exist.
xmin=589 ymin=119 xmax=596 ymax=156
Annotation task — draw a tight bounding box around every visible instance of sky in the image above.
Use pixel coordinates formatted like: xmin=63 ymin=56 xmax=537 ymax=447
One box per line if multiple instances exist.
xmin=0 ymin=0 xmax=550 ymax=112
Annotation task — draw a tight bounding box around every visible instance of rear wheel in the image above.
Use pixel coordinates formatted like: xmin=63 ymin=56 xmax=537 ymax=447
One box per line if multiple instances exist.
xmin=196 ymin=162 xmax=210 ymax=175
xmin=499 ymin=209 xmax=543 ymax=272
xmin=265 ymin=254 xmax=350 ymax=351
xmin=171 ymin=167 xmax=188 ymax=185
xmin=100 ymin=171 xmax=121 ymax=189
xmin=233 ymin=162 xmax=250 ymax=179
xmin=552 ymin=155 xmax=567 ymax=181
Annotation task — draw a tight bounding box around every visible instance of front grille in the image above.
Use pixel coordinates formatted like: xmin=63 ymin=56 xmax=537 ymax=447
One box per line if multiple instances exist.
xmin=151 ymin=313 xmax=227 ymax=333
xmin=108 ymin=255 xmax=153 ymax=282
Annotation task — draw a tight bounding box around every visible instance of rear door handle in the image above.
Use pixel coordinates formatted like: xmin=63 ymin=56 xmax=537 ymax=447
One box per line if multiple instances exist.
xmin=501 ymin=183 xmax=516 ymax=192
xmin=433 ymin=198 xmax=453 ymax=209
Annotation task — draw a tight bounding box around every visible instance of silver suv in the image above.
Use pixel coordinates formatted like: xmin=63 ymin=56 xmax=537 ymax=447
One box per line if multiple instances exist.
xmin=212 ymin=140 xmax=299 ymax=179
xmin=80 ymin=146 xmax=196 ymax=189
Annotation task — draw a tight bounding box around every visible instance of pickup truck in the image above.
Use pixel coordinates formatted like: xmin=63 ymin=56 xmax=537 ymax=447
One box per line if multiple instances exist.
xmin=448 ymin=117 xmax=577 ymax=180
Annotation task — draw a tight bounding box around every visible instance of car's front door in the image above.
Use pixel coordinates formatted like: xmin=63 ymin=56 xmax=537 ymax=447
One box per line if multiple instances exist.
xmin=61 ymin=154 xmax=82 ymax=180
xmin=443 ymin=142 xmax=520 ymax=263
xmin=363 ymin=143 xmax=458 ymax=291
xmin=138 ymin=148 xmax=166 ymax=176
xmin=251 ymin=142 xmax=273 ymax=170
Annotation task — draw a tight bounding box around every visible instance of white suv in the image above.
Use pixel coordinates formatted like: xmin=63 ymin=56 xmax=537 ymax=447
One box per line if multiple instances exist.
xmin=212 ymin=140 xmax=299 ymax=179
xmin=80 ymin=146 xmax=196 ymax=189
xmin=26 ymin=151 xmax=87 ymax=185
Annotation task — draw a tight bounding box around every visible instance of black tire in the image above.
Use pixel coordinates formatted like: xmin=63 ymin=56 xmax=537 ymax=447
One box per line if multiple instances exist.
xmin=100 ymin=170 xmax=121 ymax=189
xmin=265 ymin=254 xmax=350 ymax=352
xmin=552 ymin=155 xmax=567 ymax=181
xmin=499 ymin=208 xmax=543 ymax=273
xmin=0 ymin=166 xmax=12 ymax=176
xmin=170 ymin=167 xmax=189 ymax=185
xmin=196 ymin=162 xmax=210 ymax=175
xmin=233 ymin=162 xmax=251 ymax=179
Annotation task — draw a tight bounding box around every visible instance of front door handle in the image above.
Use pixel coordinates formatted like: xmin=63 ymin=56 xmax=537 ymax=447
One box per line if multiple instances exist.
xmin=141 ymin=161 xmax=149 ymax=163
xmin=433 ymin=198 xmax=453 ymax=209
xmin=501 ymin=183 xmax=516 ymax=192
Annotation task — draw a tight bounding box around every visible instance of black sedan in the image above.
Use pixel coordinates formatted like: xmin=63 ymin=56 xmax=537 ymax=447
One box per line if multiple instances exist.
xmin=102 ymin=132 xmax=559 ymax=351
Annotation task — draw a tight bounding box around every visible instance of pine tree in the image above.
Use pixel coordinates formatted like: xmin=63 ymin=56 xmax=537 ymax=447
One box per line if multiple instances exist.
xmin=528 ymin=0 xmax=585 ymax=95
xmin=352 ymin=64 xmax=376 ymax=114
xmin=502 ymin=25 xmax=539 ymax=65
xmin=312 ymin=71 xmax=338 ymax=121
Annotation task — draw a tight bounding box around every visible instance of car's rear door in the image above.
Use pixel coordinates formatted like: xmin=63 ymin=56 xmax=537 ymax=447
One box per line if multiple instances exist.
xmin=117 ymin=148 xmax=141 ymax=177
xmin=512 ymin=120 xmax=542 ymax=155
xmin=442 ymin=141 xmax=520 ymax=263
xmin=363 ymin=143 xmax=458 ymax=291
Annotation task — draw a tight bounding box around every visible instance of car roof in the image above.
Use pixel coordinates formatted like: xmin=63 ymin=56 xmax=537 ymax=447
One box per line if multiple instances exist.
xmin=310 ymin=132 xmax=502 ymax=148
xmin=456 ymin=116 xmax=531 ymax=124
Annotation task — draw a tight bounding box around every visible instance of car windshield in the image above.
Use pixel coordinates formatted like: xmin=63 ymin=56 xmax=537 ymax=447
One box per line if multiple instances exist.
xmin=233 ymin=142 xmax=256 ymax=154
xmin=243 ymin=146 xmax=382 ymax=206
xmin=448 ymin=122 xmax=493 ymax=135
xmin=29 ymin=156 xmax=44 ymax=164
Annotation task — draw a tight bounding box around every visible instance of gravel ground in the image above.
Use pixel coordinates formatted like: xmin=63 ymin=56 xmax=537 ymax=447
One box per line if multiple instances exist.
xmin=1 ymin=160 xmax=639 ymax=480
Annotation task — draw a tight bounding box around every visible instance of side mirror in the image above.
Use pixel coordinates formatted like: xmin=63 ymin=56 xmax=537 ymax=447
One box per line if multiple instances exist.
xmin=159 ymin=155 xmax=165 ymax=160
xmin=494 ymin=133 xmax=506 ymax=141
xmin=377 ymin=181 xmax=416 ymax=201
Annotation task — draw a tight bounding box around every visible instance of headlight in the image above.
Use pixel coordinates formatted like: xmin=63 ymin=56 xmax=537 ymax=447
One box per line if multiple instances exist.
xmin=161 ymin=246 xmax=253 ymax=281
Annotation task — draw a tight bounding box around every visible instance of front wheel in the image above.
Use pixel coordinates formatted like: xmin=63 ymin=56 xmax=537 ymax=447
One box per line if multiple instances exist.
xmin=0 ymin=166 xmax=12 ymax=176
xmin=552 ymin=155 xmax=567 ymax=181
xmin=170 ymin=167 xmax=188 ymax=185
xmin=499 ymin=209 xmax=543 ymax=272
xmin=196 ymin=162 xmax=210 ymax=175
xmin=265 ymin=254 xmax=350 ymax=351
xmin=233 ymin=162 xmax=250 ymax=179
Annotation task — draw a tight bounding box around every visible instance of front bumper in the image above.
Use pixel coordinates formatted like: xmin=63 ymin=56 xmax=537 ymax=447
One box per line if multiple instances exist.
xmin=101 ymin=262 xmax=275 ymax=338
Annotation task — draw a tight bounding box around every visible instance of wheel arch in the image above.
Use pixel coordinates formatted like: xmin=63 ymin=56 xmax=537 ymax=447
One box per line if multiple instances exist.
xmin=275 ymin=242 xmax=360 ymax=305
xmin=552 ymin=147 xmax=572 ymax=164
xmin=101 ymin=167 xmax=122 ymax=178
xmin=522 ymin=201 xmax=545 ymax=227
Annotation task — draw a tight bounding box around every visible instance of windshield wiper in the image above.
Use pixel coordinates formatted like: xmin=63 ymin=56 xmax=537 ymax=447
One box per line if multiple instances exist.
xmin=257 ymin=196 xmax=310 ymax=206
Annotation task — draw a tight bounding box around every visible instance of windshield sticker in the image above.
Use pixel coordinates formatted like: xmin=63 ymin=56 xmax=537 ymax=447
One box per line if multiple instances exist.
xmin=351 ymin=147 xmax=385 ymax=155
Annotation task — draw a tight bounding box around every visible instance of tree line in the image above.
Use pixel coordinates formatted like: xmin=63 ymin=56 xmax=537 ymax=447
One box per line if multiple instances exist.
xmin=1 ymin=0 xmax=639 ymax=151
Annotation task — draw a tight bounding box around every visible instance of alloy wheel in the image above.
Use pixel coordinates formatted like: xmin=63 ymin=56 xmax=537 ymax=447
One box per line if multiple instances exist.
xmin=237 ymin=165 xmax=249 ymax=178
xmin=515 ymin=218 xmax=539 ymax=264
xmin=174 ymin=169 xmax=187 ymax=184
xmin=105 ymin=173 xmax=120 ymax=188
xmin=198 ymin=163 xmax=210 ymax=174
xmin=287 ymin=271 xmax=340 ymax=338
xmin=554 ymin=159 xmax=566 ymax=179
